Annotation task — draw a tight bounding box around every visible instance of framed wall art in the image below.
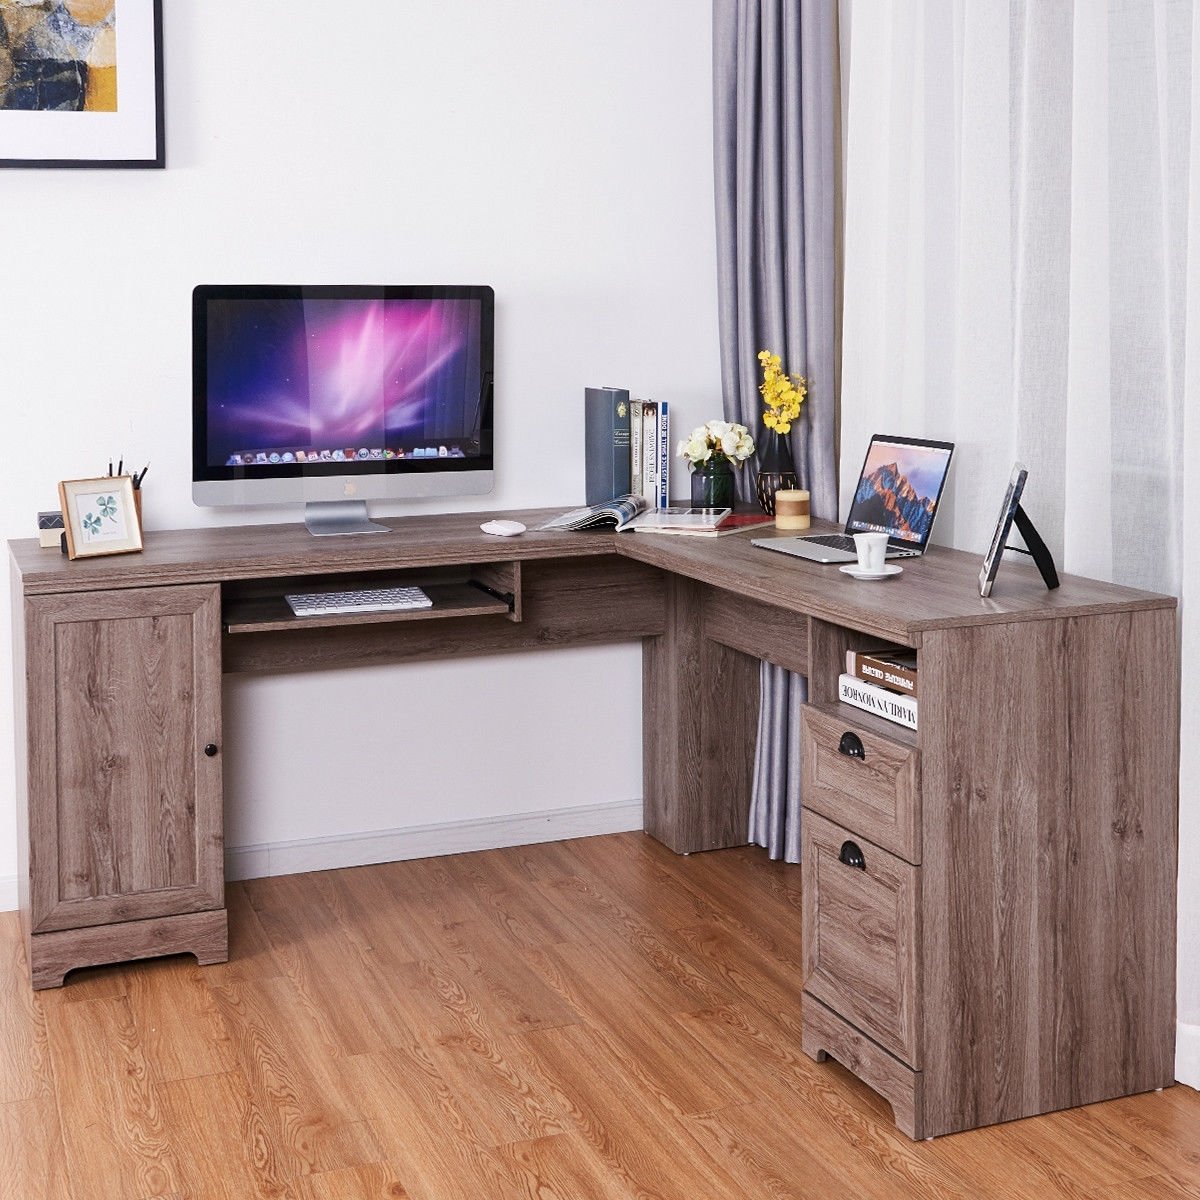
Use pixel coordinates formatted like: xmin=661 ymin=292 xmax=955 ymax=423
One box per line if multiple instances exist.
xmin=0 ymin=0 xmax=164 ymax=168
xmin=58 ymin=475 xmax=143 ymax=558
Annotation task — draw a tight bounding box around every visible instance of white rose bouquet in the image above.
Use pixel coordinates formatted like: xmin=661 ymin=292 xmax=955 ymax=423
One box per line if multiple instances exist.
xmin=677 ymin=420 xmax=756 ymax=470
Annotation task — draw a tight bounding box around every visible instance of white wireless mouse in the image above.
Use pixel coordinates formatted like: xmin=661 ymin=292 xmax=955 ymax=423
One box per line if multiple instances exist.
xmin=480 ymin=519 xmax=526 ymax=537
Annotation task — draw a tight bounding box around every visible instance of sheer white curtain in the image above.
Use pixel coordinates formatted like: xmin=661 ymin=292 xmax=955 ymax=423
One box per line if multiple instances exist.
xmin=840 ymin=0 xmax=1199 ymax=1087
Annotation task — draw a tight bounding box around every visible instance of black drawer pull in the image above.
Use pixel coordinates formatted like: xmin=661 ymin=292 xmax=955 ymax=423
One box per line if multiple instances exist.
xmin=203 ymin=743 xmax=219 ymax=757
xmin=838 ymin=731 xmax=865 ymax=760
xmin=838 ymin=840 xmax=866 ymax=870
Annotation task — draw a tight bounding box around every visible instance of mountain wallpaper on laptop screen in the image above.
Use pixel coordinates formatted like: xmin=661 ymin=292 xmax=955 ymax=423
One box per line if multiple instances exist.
xmin=853 ymin=461 xmax=938 ymax=540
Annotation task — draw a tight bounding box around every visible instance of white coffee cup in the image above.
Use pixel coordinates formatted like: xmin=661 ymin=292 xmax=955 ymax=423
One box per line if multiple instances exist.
xmin=853 ymin=531 xmax=889 ymax=573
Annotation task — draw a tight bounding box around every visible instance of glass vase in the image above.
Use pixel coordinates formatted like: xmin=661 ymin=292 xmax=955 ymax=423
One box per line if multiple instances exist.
xmin=690 ymin=457 xmax=736 ymax=509
xmin=755 ymin=432 xmax=800 ymax=515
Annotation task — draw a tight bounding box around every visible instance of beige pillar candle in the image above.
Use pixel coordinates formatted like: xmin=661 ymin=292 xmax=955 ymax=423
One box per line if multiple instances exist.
xmin=774 ymin=489 xmax=810 ymax=530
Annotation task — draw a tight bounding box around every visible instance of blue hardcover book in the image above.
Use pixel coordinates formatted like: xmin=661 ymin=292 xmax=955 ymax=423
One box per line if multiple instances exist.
xmin=584 ymin=386 xmax=632 ymax=505
xmin=657 ymin=399 xmax=669 ymax=508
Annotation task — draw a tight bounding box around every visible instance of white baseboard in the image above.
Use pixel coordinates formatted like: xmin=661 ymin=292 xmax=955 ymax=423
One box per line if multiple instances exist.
xmin=0 ymin=802 xmax=643 ymax=913
xmin=1178 ymin=1021 xmax=1200 ymax=1089
xmin=225 ymin=798 xmax=644 ymax=883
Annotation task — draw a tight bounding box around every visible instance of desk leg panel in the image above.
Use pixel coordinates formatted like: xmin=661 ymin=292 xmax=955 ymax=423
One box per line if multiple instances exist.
xmin=643 ymin=577 xmax=758 ymax=853
xmin=918 ymin=609 xmax=1178 ymax=1135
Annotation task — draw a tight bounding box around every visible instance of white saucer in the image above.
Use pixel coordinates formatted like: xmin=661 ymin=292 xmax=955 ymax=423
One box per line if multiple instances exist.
xmin=840 ymin=563 xmax=903 ymax=581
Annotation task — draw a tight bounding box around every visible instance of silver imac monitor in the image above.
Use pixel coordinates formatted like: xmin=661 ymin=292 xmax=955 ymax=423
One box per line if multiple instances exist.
xmin=192 ymin=284 xmax=494 ymax=535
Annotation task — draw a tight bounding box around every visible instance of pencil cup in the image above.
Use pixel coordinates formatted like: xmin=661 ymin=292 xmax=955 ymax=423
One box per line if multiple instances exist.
xmin=133 ymin=488 xmax=143 ymax=531
xmin=774 ymin=489 xmax=810 ymax=530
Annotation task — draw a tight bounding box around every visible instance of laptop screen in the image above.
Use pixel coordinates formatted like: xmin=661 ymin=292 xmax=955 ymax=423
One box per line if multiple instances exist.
xmin=845 ymin=436 xmax=955 ymax=547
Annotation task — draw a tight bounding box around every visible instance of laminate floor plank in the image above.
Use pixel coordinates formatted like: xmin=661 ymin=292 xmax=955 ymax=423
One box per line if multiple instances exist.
xmin=307 ymin=864 xmax=465 ymax=970
xmin=488 ymin=1132 xmax=644 ymax=1200
xmin=674 ymin=1004 xmax=964 ymax=1196
xmin=561 ymin=832 xmax=724 ymax=929
xmin=1080 ymin=1088 xmax=1200 ymax=1183
xmin=348 ymin=1047 xmax=517 ymax=1200
xmin=245 ymin=872 xmax=420 ymax=1058
xmin=642 ymin=836 xmax=807 ymax=957
xmin=0 ymin=913 xmax=53 ymax=1103
xmin=432 ymin=918 xmax=583 ymax=1035
xmin=530 ymin=870 xmax=734 ymax=1012
xmin=683 ymin=1099 xmax=967 ymax=1200
xmin=287 ymin=1161 xmax=411 ymax=1199
xmin=209 ymin=976 xmax=383 ymax=1178
xmin=124 ymin=955 xmax=235 ymax=1084
xmin=4 ymin=837 xmax=1199 ymax=1200
xmin=156 ymin=1069 xmax=294 ymax=1200
xmin=0 ymin=1096 xmax=75 ymax=1200
xmin=44 ymin=995 xmax=183 ymax=1200
xmin=1086 ymin=1173 xmax=1200 ymax=1199
xmin=521 ymin=1020 xmax=749 ymax=1200
xmin=201 ymin=881 xmax=281 ymax=984
xmin=670 ymin=918 xmax=813 ymax=1038
xmin=432 ymin=854 xmax=584 ymax=950
xmin=527 ymin=941 xmax=752 ymax=1117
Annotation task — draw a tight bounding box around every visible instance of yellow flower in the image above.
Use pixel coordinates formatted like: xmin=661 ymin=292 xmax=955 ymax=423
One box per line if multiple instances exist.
xmin=757 ymin=347 xmax=807 ymax=431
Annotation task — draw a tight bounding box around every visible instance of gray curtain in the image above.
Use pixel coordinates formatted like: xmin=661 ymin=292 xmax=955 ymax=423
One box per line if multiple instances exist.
xmin=713 ymin=0 xmax=838 ymax=862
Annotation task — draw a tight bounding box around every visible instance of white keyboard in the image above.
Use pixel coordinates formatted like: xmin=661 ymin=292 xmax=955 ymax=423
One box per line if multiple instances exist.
xmin=285 ymin=585 xmax=433 ymax=617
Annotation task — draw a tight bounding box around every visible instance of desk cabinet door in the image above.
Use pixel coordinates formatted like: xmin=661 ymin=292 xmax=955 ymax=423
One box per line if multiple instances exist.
xmin=26 ymin=584 xmax=223 ymax=934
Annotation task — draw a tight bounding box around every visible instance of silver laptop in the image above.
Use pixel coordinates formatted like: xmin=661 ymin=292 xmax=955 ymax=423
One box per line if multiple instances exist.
xmin=752 ymin=434 xmax=954 ymax=563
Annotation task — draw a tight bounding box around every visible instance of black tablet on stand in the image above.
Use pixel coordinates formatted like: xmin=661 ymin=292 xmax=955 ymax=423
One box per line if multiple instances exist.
xmin=979 ymin=462 xmax=1060 ymax=597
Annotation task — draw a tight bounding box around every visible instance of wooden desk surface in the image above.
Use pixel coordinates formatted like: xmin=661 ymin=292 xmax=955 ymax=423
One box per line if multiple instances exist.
xmin=615 ymin=522 xmax=1175 ymax=644
xmin=10 ymin=507 xmax=1174 ymax=648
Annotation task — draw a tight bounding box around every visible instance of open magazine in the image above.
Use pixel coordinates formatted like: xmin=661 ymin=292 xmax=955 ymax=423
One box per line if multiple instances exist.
xmin=538 ymin=494 xmax=648 ymax=532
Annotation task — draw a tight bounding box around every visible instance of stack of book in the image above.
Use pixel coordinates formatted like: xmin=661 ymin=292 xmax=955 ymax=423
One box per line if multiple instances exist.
xmin=837 ymin=646 xmax=918 ymax=731
xmin=585 ymin=386 xmax=669 ymax=509
xmin=627 ymin=508 xmax=774 ymax=537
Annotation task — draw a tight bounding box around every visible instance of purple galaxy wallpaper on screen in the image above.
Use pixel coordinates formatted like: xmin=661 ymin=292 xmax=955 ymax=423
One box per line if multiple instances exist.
xmin=205 ymin=297 xmax=484 ymax=465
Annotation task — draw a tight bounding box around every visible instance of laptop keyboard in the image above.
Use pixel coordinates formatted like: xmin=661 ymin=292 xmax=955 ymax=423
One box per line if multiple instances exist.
xmin=801 ymin=534 xmax=858 ymax=552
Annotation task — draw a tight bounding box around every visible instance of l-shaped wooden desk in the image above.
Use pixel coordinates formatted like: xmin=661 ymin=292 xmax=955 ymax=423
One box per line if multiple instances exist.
xmin=8 ymin=509 xmax=1179 ymax=1138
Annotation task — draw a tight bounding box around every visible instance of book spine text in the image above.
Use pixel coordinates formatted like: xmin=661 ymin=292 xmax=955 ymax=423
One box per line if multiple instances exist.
xmin=837 ymin=673 xmax=918 ymax=730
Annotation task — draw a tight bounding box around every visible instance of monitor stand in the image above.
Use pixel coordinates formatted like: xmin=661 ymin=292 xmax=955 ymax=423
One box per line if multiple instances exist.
xmin=304 ymin=500 xmax=389 ymax=536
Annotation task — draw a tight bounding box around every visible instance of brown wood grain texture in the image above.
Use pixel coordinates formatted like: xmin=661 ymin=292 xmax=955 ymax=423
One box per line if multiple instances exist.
xmin=802 ymin=809 xmax=920 ymax=1064
xmin=801 ymin=993 xmax=924 ymax=1140
xmin=918 ymin=610 xmax=1178 ymax=1136
xmin=28 ymin=910 xmax=228 ymax=991
xmin=1 ymin=840 xmax=1198 ymax=1199
xmin=26 ymin=585 xmax=223 ymax=936
xmin=615 ymin=520 xmax=1173 ymax=641
xmin=222 ymin=580 xmax=513 ymax=634
xmin=703 ymin=585 xmax=811 ymax=673
xmin=642 ymin=574 xmax=760 ymax=853
xmin=222 ymin=556 xmax=666 ymax=675
xmin=802 ymin=703 xmax=922 ymax=862
xmin=7 ymin=509 xmax=1181 ymax=1147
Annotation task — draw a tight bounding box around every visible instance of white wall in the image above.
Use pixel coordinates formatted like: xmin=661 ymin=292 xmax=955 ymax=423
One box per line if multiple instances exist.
xmin=0 ymin=2 xmax=720 ymax=900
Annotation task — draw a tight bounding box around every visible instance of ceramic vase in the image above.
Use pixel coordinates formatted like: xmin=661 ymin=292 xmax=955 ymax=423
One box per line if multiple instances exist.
xmin=755 ymin=432 xmax=800 ymax=515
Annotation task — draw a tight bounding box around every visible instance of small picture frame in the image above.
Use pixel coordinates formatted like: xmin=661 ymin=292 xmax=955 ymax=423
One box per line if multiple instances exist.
xmin=58 ymin=476 xmax=144 ymax=559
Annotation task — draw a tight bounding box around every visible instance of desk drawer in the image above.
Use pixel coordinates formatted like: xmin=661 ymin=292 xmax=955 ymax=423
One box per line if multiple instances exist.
xmin=802 ymin=704 xmax=920 ymax=863
xmin=802 ymin=810 xmax=920 ymax=1066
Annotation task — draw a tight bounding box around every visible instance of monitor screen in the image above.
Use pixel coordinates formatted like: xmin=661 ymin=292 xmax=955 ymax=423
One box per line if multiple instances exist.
xmin=193 ymin=284 xmax=493 ymax=528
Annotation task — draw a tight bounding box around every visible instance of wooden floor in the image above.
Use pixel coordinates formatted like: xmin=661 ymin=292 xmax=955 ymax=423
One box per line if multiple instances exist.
xmin=2 ymin=833 xmax=1199 ymax=1200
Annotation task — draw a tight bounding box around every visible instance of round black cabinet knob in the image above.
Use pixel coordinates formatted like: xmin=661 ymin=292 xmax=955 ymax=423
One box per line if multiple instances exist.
xmin=203 ymin=743 xmax=219 ymax=757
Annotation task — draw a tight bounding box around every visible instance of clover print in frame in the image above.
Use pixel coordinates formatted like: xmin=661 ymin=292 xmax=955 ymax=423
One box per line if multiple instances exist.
xmin=58 ymin=475 xmax=143 ymax=559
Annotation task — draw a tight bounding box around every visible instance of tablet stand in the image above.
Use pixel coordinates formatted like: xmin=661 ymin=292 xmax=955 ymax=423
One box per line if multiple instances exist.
xmin=1008 ymin=504 xmax=1060 ymax=591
